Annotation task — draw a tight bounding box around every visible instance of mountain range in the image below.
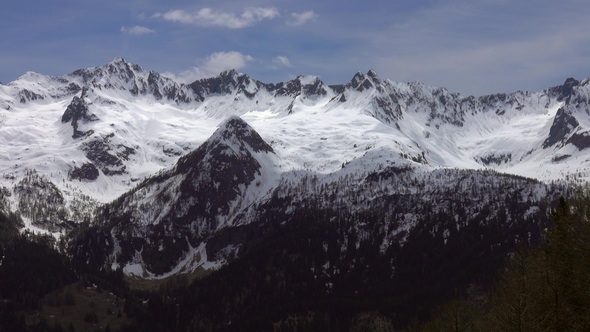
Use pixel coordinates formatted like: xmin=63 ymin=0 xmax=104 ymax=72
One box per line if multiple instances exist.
xmin=0 ymin=57 xmax=586 ymax=278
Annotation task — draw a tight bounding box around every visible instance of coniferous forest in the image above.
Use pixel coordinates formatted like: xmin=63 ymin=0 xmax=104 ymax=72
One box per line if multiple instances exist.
xmin=3 ymin=181 xmax=590 ymax=331
xmin=415 ymin=194 xmax=590 ymax=331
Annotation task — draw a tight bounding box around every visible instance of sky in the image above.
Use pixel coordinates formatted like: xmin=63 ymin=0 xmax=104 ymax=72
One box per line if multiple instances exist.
xmin=1 ymin=0 xmax=590 ymax=96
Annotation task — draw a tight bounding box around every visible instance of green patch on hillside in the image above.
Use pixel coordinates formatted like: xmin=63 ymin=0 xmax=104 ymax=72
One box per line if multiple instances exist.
xmin=26 ymin=281 xmax=132 ymax=332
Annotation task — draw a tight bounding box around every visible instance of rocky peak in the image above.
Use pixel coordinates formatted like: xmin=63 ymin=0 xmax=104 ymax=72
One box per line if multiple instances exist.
xmin=68 ymin=58 xmax=145 ymax=92
xmin=218 ymin=116 xmax=274 ymax=153
xmin=175 ymin=116 xmax=274 ymax=176
xmin=100 ymin=116 xmax=276 ymax=274
xmin=266 ymin=75 xmax=327 ymax=98
xmin=106 ymin=57 xmax=144 ymax=73
xmin=546 ymin=77 xmax=580 ymax=103
xmin=190 ymin=69 xmax=246 ymax=97
xmin=543 ymin=107 xmax=580 ymax=148
xmin=298 ymin=76 xmax=327 ymax=97
xmin=147 ymin=71 xmax=163 ymax=99
xmin=367 ymin=69 xmax=379 ymax=80
xmin=106 ymin=58 xmax=138 ymax=82
xmin=347 ymin=71 xmax=377 ymax=92
xmin=559 ymin=77 xmax=580 ymax=102
xmin=61 ymin=87 xmax=98 ymax=138
xmin=110 ymin=57 xmax=126 ymax=64
xmin=211 ymin=69 xmax=241 ymax=93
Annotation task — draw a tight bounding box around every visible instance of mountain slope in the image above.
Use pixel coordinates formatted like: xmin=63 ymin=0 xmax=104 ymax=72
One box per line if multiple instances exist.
xmin=2 ymin=58 xmax=589 ymax=330
xmin=0 ymin=57 xmax=588 ymax=236
xmin=94 ymin=116 xmax=280 ymax=276
xmin=82 ymin=112 xmax=567 ymax=277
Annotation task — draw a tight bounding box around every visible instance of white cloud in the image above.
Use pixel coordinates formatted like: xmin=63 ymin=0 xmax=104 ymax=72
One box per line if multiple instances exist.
xmin=273 ymin=56 xmax=292 ymax=67
xmin=288 ymin=10 xmax=317 ymax=26
xmin=204 ymin=51 xmax=254 ymax=74
xmin=120 ymin=26 xmax=155 ymax=35
xmin=156 ymin=7 xmax=279 ymax=29
xmin=163 ymin=51 xmax=254 ymax=83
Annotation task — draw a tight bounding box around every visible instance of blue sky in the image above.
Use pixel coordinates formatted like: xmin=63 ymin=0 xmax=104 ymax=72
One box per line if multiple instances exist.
xmin=2 ymin=0 xmax=590 ymax=96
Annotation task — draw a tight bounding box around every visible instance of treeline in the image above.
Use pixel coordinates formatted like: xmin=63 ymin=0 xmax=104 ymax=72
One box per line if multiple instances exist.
xmin=0 ymin=166 xmax=570 ymax=331
xmin=62 ymin=167 xmax=560 ymax=331
xmin=114 ymin=188 xmax=555 ymax=331
xmin=0 ymin=211 xmax=129 ymax=332
xmin=0 ymin=229 xmax=76 ymax=331
xmin=416 ymin=193 xmax=590 ymax=331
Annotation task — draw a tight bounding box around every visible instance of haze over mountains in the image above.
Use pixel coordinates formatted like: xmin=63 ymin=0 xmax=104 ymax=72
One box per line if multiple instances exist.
xmin=0 ymin=57 xmax=587 ymax=277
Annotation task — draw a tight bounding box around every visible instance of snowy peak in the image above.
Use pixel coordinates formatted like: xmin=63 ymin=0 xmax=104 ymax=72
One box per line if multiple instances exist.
xmin=146 ymin=70 xmax=192 ymax=103
xmin=189 ymin=69 xmax=259 ymax=100
xmin=188 ymin=69 xmax=332 ymax=102
xmin=269 ymin=75 xmax=328 ymax=98
xmin=62 ymin=57 xmax=193 ymax=103
xmin=68 ymin=57 xmax=144 ymax=90
xmin=346 ymin=70 xmax=381 ymax=92
xmin=212 ymin=115 xmax=274 ymax=153
xmin=7 ymin=57 xmax=590 ymax=278
xmin=175 ymin=115 xmax=274 ymax=175
xmin=4 ymin=58 xmax=590 ymax=230
xmin=99 ymin=116 xmax=279 ymax=276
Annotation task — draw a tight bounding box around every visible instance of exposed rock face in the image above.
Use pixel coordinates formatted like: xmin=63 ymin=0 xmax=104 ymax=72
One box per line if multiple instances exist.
xmin=69 ymin=163 xmax=99 ymax=181
xmin=6 ymin=57 xmax=590 ymax=283
xmin=566 ymin=132 xmax=590 ymax=150
xmin=348 ymin=71 xmax=375 ymax=92
xmin=99 ymin=116 xmax=276 ymax=275
xmin=188 ymin=69 xmax=331 ymax=102
xmin=478 ymin=153 xmax=513 ymax=166
xmin=547 ymin=77 xmax=580 ymax=102
xmin=18 ymin=89 xmax=45 ymax=103
xmin=61 ymin=87 xmax=98 ymax=138
xmin=543 ymin=108 xmax=579 ymax=148
xmin=190 ymin=69 xmax=249 ymax=97
xmin=81 ymin=133 xmax=135 ymax=176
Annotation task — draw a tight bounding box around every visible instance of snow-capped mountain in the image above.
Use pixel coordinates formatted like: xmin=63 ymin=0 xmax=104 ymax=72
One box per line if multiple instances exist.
xmin=0 ymin=57 xmax=588 ymax=276
xmin=97 ymin=116 xmax=280 ymax=276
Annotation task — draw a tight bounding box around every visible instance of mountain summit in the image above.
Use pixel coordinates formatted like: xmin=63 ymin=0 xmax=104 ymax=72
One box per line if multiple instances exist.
xmin=0 ymin=57 xmax=588 ymax=245
xmin=93 ymin=115 xmax=279 ymax=276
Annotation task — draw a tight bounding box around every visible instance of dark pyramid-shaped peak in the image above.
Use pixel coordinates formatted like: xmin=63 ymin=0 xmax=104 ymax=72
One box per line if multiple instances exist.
xmin=212 ymin=116 xmax=274 ymax=154
xmin=100 ymin=115 xmax=276 ymax=275
xmin=563 ymin=77 xmax=579 ymax=88
xmin=176 ymin=116 xmax=273 ymax=174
